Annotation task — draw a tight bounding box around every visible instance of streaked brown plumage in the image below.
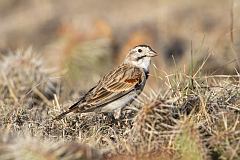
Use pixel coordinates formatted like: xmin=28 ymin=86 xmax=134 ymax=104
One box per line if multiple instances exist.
xmin=54 ymin=45 xmax=157 ymax=120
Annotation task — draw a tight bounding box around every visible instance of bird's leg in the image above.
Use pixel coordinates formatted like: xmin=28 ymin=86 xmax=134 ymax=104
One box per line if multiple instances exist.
xmin=113 ymin=108 xmax=122 ymax=119
xmin=102 ymin=112 xmax=119 ymax=124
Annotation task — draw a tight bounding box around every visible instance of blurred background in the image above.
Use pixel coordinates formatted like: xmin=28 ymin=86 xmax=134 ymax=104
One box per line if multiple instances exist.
xmin=0 ymin=0 xmax=240 ymax=95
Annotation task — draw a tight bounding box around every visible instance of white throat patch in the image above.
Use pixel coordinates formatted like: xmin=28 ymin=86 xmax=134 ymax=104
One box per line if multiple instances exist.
xmin=131 ymin=57 xmax=151 ymax=71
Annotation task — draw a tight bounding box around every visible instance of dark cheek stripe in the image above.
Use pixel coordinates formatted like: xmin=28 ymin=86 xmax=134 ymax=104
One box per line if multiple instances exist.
xmin=136 ymin=55 xmax=146 ymax=61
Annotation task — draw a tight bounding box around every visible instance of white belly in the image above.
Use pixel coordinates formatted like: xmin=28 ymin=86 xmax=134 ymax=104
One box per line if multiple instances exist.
xmin=100 ymin=91 xmax=137 ymax=113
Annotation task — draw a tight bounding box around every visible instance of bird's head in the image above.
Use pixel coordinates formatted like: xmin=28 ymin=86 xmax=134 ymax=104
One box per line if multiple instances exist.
xmin=124 ymin=45 xmax=158 ymax=71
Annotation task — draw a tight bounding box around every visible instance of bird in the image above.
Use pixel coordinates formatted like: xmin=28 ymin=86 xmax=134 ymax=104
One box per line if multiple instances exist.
xmin=54 ymin=45 xmax=158 ymax=120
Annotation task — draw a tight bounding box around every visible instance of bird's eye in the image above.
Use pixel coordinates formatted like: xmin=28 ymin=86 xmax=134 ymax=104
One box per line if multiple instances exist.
xmin=138 ymin=49 xmax=142 ymax=53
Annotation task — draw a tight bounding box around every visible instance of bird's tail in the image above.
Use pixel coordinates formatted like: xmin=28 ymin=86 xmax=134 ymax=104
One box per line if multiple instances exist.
xmin=53 ymin=100 xmax=81 ymax=121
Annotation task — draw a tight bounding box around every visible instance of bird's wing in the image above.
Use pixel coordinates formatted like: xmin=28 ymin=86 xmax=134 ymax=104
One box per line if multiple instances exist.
xmin=81 ymin=64 xmax=145 ymax=110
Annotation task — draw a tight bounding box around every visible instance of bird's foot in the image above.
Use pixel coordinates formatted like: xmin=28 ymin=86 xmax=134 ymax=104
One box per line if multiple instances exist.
xmin=103 ymin=112 xmax=120 ymax=125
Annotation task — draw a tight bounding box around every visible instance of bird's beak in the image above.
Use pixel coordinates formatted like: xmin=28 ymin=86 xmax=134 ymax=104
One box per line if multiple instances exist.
xmin=148 ymin=50 xmax=158 ymax=57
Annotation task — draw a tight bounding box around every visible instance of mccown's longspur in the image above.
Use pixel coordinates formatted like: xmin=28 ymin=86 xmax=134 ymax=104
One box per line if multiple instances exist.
xmin=54 ymin=45 xmax=158 ymax=120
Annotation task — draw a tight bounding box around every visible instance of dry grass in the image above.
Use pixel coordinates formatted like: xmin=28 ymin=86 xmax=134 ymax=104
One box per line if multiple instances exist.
xmin=0 ymin=49 xmax=239 ymax=160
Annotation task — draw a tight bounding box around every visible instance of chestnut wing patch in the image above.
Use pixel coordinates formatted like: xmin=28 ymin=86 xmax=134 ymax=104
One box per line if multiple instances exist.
xmin=124 ymin=71 xmax=142 ymax=84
